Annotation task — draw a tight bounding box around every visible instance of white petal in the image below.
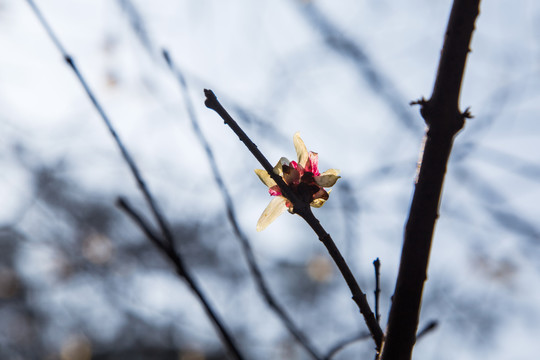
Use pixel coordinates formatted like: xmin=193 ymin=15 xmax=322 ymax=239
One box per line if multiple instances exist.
xmin=314 ymin=174 xmax=341 ymax=187
xmin=254 ymin=169 xmax=277 ymax=188
xmin=320 ymin=168 xmax=340 ymax=177
xmin=256 ymin=196 xmax=288 ymax=231
xmin=293 ymin=132 xmax=308 ymax=167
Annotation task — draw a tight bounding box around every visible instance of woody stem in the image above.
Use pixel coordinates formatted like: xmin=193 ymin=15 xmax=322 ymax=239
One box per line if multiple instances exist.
xmin=204 ymin=89 xmax=383 ymax=351
xmin=297 ymin=208 xmax=384 ymax=350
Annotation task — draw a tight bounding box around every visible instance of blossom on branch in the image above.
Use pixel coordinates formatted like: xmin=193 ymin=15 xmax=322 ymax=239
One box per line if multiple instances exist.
xmin=255 ymin=132 xmax=340 ymax=231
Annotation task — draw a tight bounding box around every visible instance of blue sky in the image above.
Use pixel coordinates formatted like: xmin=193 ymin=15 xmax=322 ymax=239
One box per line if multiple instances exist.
xmin=1 ymin=1 xmax=540 ymax=359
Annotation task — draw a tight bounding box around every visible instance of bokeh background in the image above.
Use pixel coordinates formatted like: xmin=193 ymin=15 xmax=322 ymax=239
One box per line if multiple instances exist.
xmin=1 ymin=0 xmax=540 ymax=359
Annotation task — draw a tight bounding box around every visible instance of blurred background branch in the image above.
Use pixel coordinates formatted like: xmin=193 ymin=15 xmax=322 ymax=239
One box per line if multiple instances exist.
xmin=164 ymin=50 xmax=323 ymax=360
xmin=23 ymin=1 xmax=245 ymax=358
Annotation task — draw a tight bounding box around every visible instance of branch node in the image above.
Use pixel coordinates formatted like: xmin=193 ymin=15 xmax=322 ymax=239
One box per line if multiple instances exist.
xmin=462 ymin=106 xmax=474 ymax=119
xmin=319 ymin=232 xmax=331 ymax=244
xmin=409 ymin=97 xmax=427 ymax=107
xmin=162 ymin=49 xmax=171 ymax=65
xmin=416 ymin=320 xmax=439 ymax=340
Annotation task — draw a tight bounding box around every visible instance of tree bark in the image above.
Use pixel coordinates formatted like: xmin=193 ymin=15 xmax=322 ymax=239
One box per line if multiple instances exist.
xmin=380 ymin=1 xmax=481 ymax=359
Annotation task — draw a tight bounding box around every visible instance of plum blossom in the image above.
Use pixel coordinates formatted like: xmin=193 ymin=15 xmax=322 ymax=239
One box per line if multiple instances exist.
xmin=254 ymin=132 xmax=340 ymax=231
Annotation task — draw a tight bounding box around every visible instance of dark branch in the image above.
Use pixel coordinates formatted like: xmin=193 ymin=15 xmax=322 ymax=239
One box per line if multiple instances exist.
xmin=116 ymin=198 xmax=244 ymax=359
xmin=205 ymin=90 xmax=383 ymax=350
xmin=116 ymin=197 xmax=172 ymax=257
xmin=25 ymin=2 xmax=245 ymax=358
xmin=380 ymin=1 xmax=480 ymax=359
xmin=164 ymin=51 xmax=322 ymax=360
xmin=325 ymin=332 xmax=371 ymax=359
xmin=373 ymin=258 xmax=381 ymax=324
xmin=204 ymin=89 xmax=302 ymax=210
xmin=24 ymin=0 xmax=175 ymax=251
xmin=416 ymin=320 xmax=438 ymax=341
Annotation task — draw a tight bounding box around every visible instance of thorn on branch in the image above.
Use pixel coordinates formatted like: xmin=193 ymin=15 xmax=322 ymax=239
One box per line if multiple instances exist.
xmin=410 ymin=97 xmax=428 ymax=107
xmin=462 ymin=106 xmax=474 ymax=119
xmin=416 ymin=320 xmax=438 ymax=340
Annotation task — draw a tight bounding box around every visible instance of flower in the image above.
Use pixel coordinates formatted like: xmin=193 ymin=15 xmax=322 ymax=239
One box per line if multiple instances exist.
xmin=254 ymin=132 xmax=340 ymax=231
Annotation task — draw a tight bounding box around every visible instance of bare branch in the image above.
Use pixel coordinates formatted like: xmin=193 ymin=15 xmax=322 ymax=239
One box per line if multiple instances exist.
xmin=373 ymin=258 xmax=381 ymax=324
xmin=23 ymin=0 xmax=175 ymax=251
xmin=204 ymin=90 xmax=384 ymax=349
xmin=116 ymin=198 xmax=244 ymax=359
xmin=25 ymin=1 xmax=245 ymax=358
xmin=381 ymin=1 xmax=481 ymax=359
xmin=204 ymin=89 xmax=301 ymax=208
xmin=163 ymin=50 xmax=323 ymax=360
xmin=116 ymin=197 xmax=171 ymax=257
xmin=325 ymin=332 xmax=371 ymax=359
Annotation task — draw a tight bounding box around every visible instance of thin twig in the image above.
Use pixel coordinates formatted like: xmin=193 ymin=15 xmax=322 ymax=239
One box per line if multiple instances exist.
xmin=204 ymin=89 xmax=301 ymax=208
xmin=325 ymin=332 xmax=371 ymax=359
xmin=116 ymin=198 xmax=245 ymax=359
xmin=25 ymin=2 xmax=245 ymax=358
xmin=293 ymin=0 xmax=420 ymax=134
xmin=299 ymin=210 xmax=384 ymax=350
xmin=116 ymin=0 xmax=288 ymax=145
xmin=23 ymin=0 xmax=175 ymax=250
xmin=115 ymin=0 xmax=155 ymax=55
xmin=416 ymin=320 xmax=438 ymax=341
xmin=204 ymin=89 xmax=384 ymax=350
xmin=116 ymin=198 xmax=176 ymax=265
xmin=163 ymin=50 xmax=322 ymax=360
xmin=373 ymin=258 xmax=381 ymax=324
